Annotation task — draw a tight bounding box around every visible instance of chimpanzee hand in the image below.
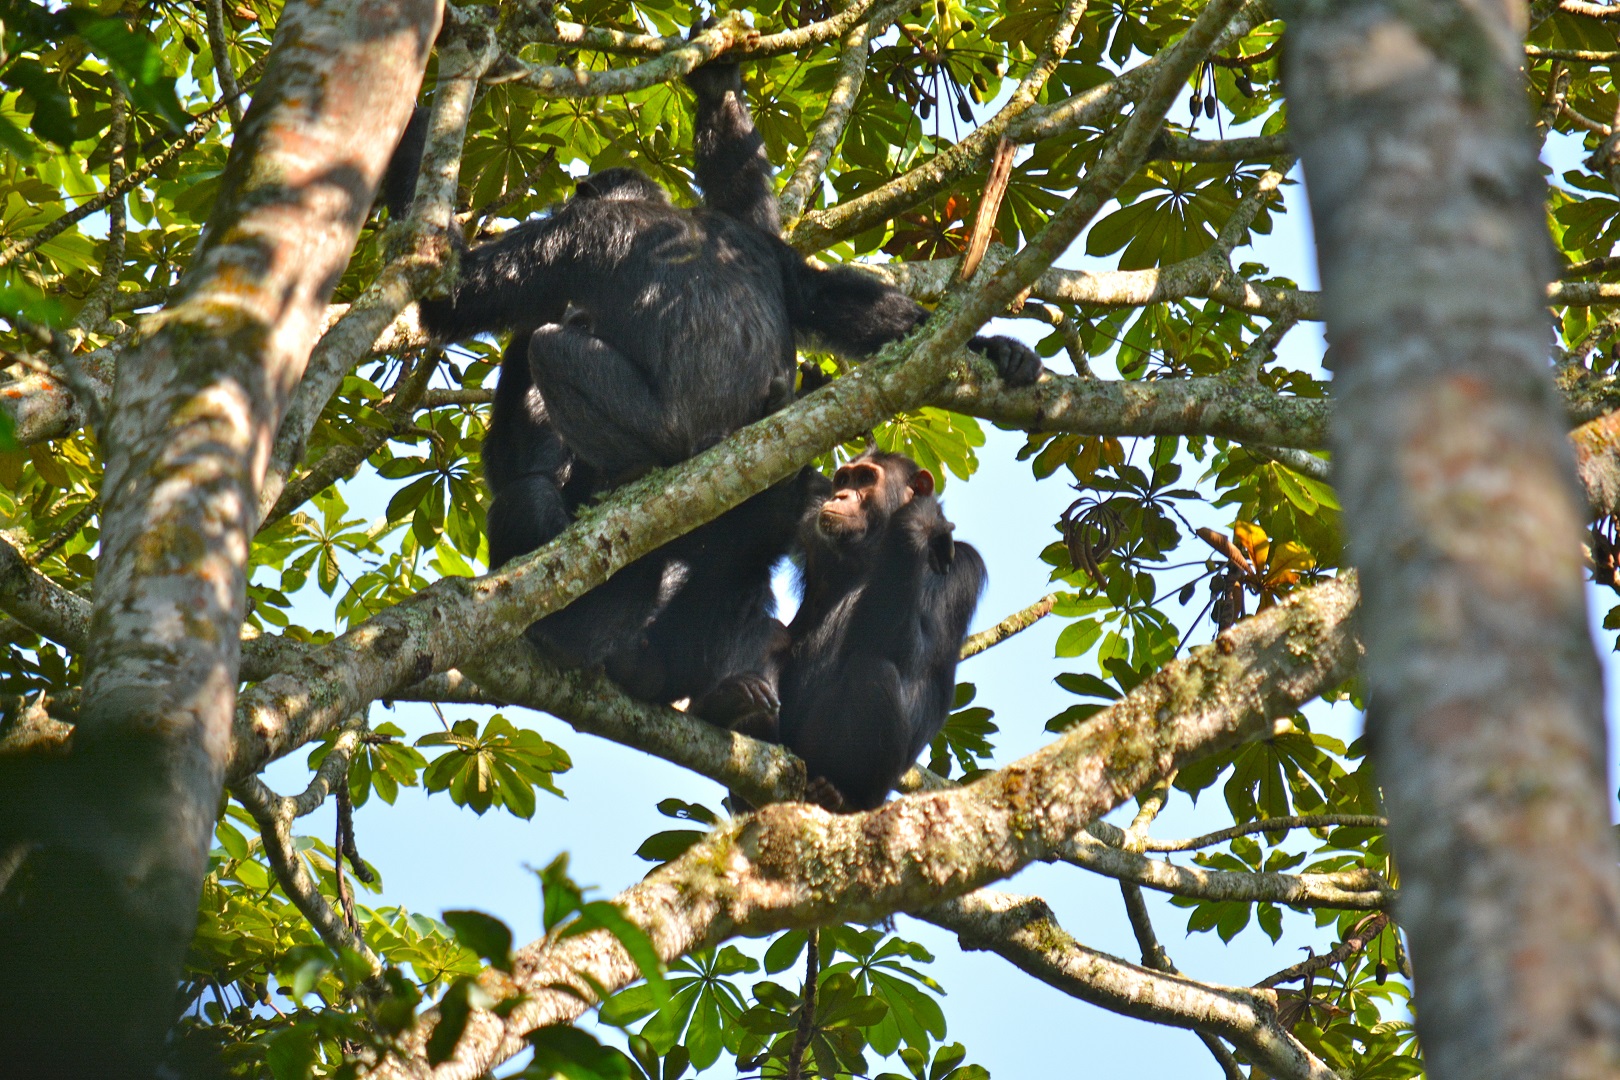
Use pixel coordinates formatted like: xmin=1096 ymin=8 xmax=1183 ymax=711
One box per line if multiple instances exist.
xmin=896 ymin=494 xmax=955 ymax=572
xmin=968 ymin=334 xmax=1043 ymax=387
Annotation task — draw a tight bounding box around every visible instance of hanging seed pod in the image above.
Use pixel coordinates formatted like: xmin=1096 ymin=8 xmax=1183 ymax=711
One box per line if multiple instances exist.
xmin=1177 ymin=581 xmax=1197 ymax=605
xmin=920 ymin=98 xmax=933 ymax=119
xmin=958 ymin=98 xmax=973 ymax=122
xmin=1189 ymin=91 xmax=1202 ymax=116
xmin=1375 ymin=961 xmax=1389 ymax=985
xmin=1235 ymin=72 xmax=1253 ymax=96
xmin=1205 ymin=95 xmax=1217 ymax=118
xmin=936 ymin=0 xmax=947 ymax=18
xmin=183 ymin=34 xmax=200 ymax=53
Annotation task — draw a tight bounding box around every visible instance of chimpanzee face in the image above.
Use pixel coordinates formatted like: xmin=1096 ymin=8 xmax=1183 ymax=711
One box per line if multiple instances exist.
xmin=818 ymin=459 xmax=883 ymax=541
xmin=817 ymin=456 xmax=936 ymax=543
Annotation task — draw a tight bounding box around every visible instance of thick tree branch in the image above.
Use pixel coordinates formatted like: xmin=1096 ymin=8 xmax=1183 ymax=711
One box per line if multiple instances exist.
xmin=1285 ymin=3 xmax=1620 ymax=1077
xmin=1573 ymin=408 xmax=1620 ymax=516
xmin=939 ymin=369 xmax=1330 ymax=448
xmin=0 ymin=4 xmax=440 ymax=1071
xmin=368 ymin=575 xmax=1359 ymax=1079
xmin=258 ymin=21 xmax=492 ymax=523
xmin=926 ymin=891 xmax=1339 ymax=1080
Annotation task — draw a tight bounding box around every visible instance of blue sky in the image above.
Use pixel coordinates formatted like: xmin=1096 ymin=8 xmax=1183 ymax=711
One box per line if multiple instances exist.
xmin=259 ymin=160 xmax=1369 ymax=1077
xmin=245 ymin=100 xmax=1620 ymax=1080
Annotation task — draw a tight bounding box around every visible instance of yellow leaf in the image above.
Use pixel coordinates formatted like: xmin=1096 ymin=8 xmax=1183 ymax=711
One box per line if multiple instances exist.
xmin=1232 ymin=520 xmax=1269 ymax=563
xmin=1268 ymin=541 xmax=1317 ymax=576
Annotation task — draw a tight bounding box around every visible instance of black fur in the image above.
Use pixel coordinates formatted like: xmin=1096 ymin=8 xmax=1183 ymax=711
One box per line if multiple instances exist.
xmin=778 ymin=451 xmax=984 ymax=811
xmin=382 ymin=55 xmax=1035 ymax=715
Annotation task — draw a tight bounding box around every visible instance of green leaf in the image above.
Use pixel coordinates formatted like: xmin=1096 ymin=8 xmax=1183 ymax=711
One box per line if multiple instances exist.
xmin=442 ymin=909 xmax=514 ymax=973
xmin=635 ymin=829 xmax=706 ymax=863
xmin=73 ymin=14 xmax=190 ymax=131
xmin=3 ymin=60 xmax=72 ymax=147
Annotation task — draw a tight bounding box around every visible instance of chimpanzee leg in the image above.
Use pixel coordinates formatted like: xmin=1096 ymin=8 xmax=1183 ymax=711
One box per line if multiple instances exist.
xmin=526 ymin=552 xmax=675 ymax=669
xmin=786 ymin=655 xmax=911 ymax=812
xmin=528 ymin=324 xmax=685 ymax=479
xmin=601 ymin=474 xmax=811 ymax=715
xmin=486 ymin=474 xmax=573 ymax=570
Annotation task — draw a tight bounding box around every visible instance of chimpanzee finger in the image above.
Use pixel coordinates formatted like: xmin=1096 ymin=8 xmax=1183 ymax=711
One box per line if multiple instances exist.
xmin=968 ymin=335 xmax=1043 ymax=387
xmin=928 ymin=531 xmax=955 ymax=574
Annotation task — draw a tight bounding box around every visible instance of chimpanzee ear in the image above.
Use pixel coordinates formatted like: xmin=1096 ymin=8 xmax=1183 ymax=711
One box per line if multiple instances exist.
xmin=908 ymin=469 xmax=936 ymax=498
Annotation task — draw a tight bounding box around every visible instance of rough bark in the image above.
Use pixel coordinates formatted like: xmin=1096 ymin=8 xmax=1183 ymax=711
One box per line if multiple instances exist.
xmin=0 ymin=1 xmax=440 ymax=1074
xmin=368 ymin=575 xmax=1359 ymax=1079
xmin=1282 ymin=3 xmax=1620 ymax=1078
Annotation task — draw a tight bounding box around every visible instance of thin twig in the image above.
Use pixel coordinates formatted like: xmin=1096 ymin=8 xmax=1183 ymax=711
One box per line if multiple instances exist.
xmin=1142 ymin=813 xmax=1386 ymax=853
xmin=232 ymin=720 xmax=381 ymax=975
xmin=785 ymin=929 xmax=820 ymax=1080
xmin=960 ymin=594 xmax=1057 ymax=659
xmin=75 ymin=81 xmax=127 ymax=334
xmin=205 ymin=0 xmax=245 ymax=126
xmin=265 ymin=351 xmax=440 ymax=525
xmin=0 ymin=56 xmax=267 ymax=271
xmin=1256 ymin=913 xmax=1390 ymax=989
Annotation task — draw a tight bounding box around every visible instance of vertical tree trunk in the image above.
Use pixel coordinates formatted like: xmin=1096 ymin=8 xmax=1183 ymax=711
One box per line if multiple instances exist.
xmin=1282 ymin=2 xmax=1620 ymax=1078
xmin=0 ymin=1 xmax=439 ymax=1073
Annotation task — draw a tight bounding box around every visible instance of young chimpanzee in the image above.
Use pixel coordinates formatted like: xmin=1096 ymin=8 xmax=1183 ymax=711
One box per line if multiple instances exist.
xmin=777 ymin=450 xmax=985 ymax=811
xmin=384 ymin=54 xmax=1036 ymax=720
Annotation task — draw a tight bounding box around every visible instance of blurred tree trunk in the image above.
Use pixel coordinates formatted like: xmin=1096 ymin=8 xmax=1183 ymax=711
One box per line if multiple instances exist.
xmin=1283 ymin=1 xmax=1620 ymax=1078
xmin=0 ymin=0 xmax=439 ymax=1073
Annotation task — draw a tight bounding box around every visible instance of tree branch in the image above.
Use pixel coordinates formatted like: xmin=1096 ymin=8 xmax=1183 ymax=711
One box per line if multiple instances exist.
xmin=786 ymin=0 xmax=1090 ymax=252
xmin=368 ymin=574 xmax=1360 ymax=1079
xmin=0 ymin=55 xmax=268 ymax=272
xmin=257 ymin=22 xmax=493 ymax=523
xmin=927 ymin=890 xmax=1337 ymax=1080
xmin=1140 ymin=813 xmax=1387 ymax=853
xmin=233 ymin=720 xmax=380 ymax=974
xmin=960 ymin=595 xmax=1056 ymax=659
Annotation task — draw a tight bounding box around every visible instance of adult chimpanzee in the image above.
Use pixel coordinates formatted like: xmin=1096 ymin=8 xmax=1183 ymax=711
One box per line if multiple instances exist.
xmin=777 ymin=450 xmax=984 ymax=811
xmin=384 ymin=55 xmax=1037 ymax=718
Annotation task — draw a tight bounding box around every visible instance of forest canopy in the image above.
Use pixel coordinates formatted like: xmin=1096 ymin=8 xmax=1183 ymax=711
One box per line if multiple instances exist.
xmin=2 ymin=0 xmax=1620 ymax=1078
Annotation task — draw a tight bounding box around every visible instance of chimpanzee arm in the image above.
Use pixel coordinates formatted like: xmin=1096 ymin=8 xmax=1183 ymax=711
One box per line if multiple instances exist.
xmin=483 ymin=338 xmax=577 ymax=567
xmin=403 ymin=223 xmax=573 ymax=343
xmin=845 ymin=497 xmax=985 ymax=661
xmin=383 ymin=106 xmax=431 ymax=221
xmin=783 ymin=259 xmax=1043 ymax=386
xmin=381 ymin=106 xmax=574 ymax=343
xmin=687 ymin=61 xmax=782 ymax=236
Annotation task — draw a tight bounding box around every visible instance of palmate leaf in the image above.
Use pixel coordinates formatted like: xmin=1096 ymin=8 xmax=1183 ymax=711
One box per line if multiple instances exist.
xmin=416 ymin=715 xmax=570 ymax=817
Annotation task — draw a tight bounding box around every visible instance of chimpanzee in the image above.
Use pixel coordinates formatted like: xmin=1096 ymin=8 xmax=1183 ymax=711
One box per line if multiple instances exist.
xmin=777 ymin=450 xmax=984 ymax=811
xmin=383 ymin=54 xmax=1037 ymax=717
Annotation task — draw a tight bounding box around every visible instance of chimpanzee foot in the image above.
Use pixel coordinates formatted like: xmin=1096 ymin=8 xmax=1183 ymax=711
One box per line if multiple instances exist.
xmin=692 ymin=674 xmax=780 ymax=740
xmin=804 ymin=776 xmax=850 ymax=813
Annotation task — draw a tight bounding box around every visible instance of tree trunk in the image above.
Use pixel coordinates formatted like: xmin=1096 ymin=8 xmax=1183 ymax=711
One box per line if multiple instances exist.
xmin=1282 ymin=2 xmax=1620 ymax=1077
xmin=0 ymin=1 xmax=439 ymax=1073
